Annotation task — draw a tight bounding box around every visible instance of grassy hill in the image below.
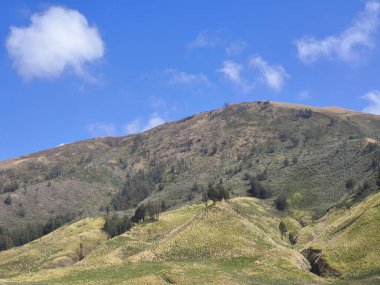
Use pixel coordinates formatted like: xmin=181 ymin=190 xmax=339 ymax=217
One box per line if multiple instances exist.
xmin=1 ymin=101 xmax=379 ymax=232
xmin=0 ymin=195 xmax=379 ymax=284
xmin=0 ymin=197 xmax=318 ymax=284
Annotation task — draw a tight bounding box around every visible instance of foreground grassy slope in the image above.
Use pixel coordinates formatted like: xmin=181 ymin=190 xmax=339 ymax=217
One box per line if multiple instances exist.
xmin=0 ymin=217 xmax=107 ymax=280
xmin=1 ymin=195 xmax=379 ymax=284
xmin=1 ymin=102 xmax=380 ymax=230
xmin=298 ymin=192 xmax=380 ymax=279
xmin=1 ymin=198 xmax=320 ymax=285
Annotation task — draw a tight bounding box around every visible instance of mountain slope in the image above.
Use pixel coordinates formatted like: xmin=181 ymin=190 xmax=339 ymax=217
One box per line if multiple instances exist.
xmin=1 ymin=197 xmax=319 ymax=285
xmin=1 ymin=101 xmax=379 ymax=231
xmin=299 ymin=192 xmax=380 ymax=279
xmin=1 ymin=194 xmax=379 ymax=284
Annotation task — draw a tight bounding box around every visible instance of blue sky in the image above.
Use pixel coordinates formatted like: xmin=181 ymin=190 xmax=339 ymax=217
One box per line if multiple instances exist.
xmin=1 ymin=0 xmax=380 ymax=160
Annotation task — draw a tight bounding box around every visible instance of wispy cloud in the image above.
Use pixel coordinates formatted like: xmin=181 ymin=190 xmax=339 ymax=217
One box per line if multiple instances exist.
xmin=87 ymin=123 xmax=116 ymax=137
xmin=218 ymin=56 xmax=288 ymax=93
xmin=6 ymin=6 xmax=105 ymax=80
xmin=362 ymin=90 xmax=380 ymax=114
xmin=297 ymin=90 xmax=311 ymax=101
xmin=218 ymin=60 xmax=254 ymax=93
xmin=187 ymin=30 xmax=221 ymax=49
xmin=225 ymin=40 xmax=248 ymax=56
xmin=295 ymin=1 xmax=380 ymax=63
xmin=164 ymin=69 xmax=210 ymax=85
xmin=124 ymin=113 xmax=166 ymax=135
xmin=249 ymin=56 xmax=289 ymax=91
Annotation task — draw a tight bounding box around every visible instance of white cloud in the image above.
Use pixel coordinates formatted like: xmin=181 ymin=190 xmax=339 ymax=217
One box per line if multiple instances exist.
xmin=87 ymin=123 xmax=116 ymax=137
xmin=187 ymin=30 xmax=221 ymax=49
xmin=362 ymin=90 xmax=380 ymax=114
xmin=124 ymin=113 xmax=166 ymax=135
xmin=143 ymin=113 xmax=165 ymax=131
xmin=165 ymin=69 xmax=210 ymax=85
xmin=6 ymin=6 xmax=105 ymax=80
xmin=124 ymin=119 xmax=142 ymax=135
xmin=217 ymin=60 xmax=254 ymax=93
xmin=249 ymin=56 xmax=289 ymax=91
xmin=295 ymin=1 xmax=380 ymax=63
xmin=297 ymin=90 xmax=311 ymax=101
xmin=226 ymin=40 xmax=247 ymax=56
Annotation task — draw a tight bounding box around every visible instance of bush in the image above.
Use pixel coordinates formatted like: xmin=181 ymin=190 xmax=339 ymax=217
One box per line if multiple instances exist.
xmin=296 ymin=108 xmax=313 ymax=119
xmin=103 ymin=214 xmax=132 ymax=238
xmin=279 ymin=221 xmax=287 ymax=239
xmin=345 ymin=178 xmax=355 ymax=190
xmin=248 ymin=176 xmax=272 ymax=199
xmin=205 ymin=180 xmax=230 ymax=206
xmin=275 ymin=194 xmax=288 ymax=211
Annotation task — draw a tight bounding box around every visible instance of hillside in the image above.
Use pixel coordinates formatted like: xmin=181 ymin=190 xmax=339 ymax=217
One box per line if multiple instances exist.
xmin=0 ymin=196 xmax=379 ymax=284
xmin=0 ymin=197 xmax=317 ymax=284
xmin=1 ymin=101 xmax=379 ymax=234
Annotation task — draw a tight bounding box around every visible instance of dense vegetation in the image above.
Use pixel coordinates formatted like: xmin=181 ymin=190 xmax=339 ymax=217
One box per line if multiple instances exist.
xmin=0 ymin=212 xmax=77 ymax=251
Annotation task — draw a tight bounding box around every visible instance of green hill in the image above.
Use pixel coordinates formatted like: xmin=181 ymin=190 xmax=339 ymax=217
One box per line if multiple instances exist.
xmin=0 ymin=197 xmax=318 ymax=285
xmin=0 ymin=195 xmax=379 ymax=284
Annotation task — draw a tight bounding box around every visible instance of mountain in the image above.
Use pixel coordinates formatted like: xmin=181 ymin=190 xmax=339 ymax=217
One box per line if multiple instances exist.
xmin=1 ymin=101 xmax=379 ymax=230
xmin=0 ymin=101 xmax=380 ymax=284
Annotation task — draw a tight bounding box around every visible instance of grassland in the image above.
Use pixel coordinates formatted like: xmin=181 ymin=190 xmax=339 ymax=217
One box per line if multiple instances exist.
xmin=0 ymin=195 xmax=379 ymax=284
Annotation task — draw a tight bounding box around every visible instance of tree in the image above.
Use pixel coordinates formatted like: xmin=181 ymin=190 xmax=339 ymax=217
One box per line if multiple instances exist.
xmin=345 ymin=178 xmax=355 ymax=190
xmin=78 ymin=243 xmax=84 ymax=261
xmin=132 ymin=204 xmax=147 ymax=223
xmin=146 ymin=201 xmax=161 ymax=221
xmin=279 ymin=221 xmax=287 ymax=239
xmin=288 ymin=232 xmax=297 ymax=245
xmin=248 ymin=177 xmax=271 ymax=199
xmin=103 ymin=214 xmax=132 ymax=238
xmin=275 ymin=194 xmax=288 ymax=211
xmin=202 ymin=190 xmax=208 ymax=208
xmin=204 ymin=180 xmax=230 ymax=205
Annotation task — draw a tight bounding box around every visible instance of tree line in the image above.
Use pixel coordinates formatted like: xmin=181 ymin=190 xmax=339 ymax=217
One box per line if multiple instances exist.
xmin=0 ymin=212 xmax=77 ymax=251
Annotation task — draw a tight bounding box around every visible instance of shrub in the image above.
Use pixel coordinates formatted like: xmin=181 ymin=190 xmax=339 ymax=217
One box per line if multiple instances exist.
xmin=248 ymin=177 xmax=272 ymax=199
xmin=275 ymin=194 xmax=288 ymax=211
xmin=279 ymin=221 xmax=287 ymax=239
xmin=103 ymin=214 xmax=132 ymax=238
xmin=296 ymin=108 xmax=313 ymax=119
xmin=345 ymin=178 xmax=355 ymax=190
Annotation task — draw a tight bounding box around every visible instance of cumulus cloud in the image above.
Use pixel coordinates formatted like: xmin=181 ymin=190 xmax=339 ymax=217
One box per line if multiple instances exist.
xmin=218 ymin=60 xmax=254 ymax=93
xmin=362 ymin=90 xmax=380 ymax=114
xmin=124 ymin=113 xmax=166 ymax=135
xmin=87 ymin=123 xmax=116 ymax=137
xmin=165 ymin=69 xmax=210 ymax=85
xmin=6 ymin=6 xmax=105 ymax=80
xmin=249 ymin=56 xmax=289 ymax=91
xmin=295 ymin=1 xmax=380 ymax=63
xmin=187 ymin=30 xmax=221 ymax=49
xmin=225 ymin=40 xmax=248 ymax=56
